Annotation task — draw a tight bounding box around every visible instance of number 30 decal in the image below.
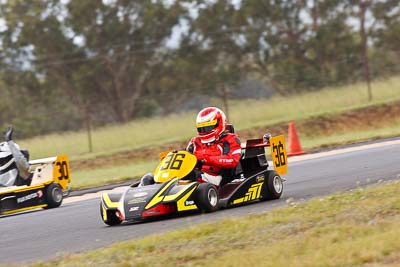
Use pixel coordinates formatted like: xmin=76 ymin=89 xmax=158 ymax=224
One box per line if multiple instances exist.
xmin=56 ymin=161 xmax=69 ymax=180
xmin=269 ymin=135 xmax=288 ymax=175
xmin=53 ymin=155 xmax=71 ymax=189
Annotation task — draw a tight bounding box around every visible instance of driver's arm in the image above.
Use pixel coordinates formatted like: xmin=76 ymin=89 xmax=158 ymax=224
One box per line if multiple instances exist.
xmin=7 ymin=141 xmax=30 ymax=179
xmin=186 ymin=137 xmax=200 ymax=153
xmin=203 ymin=135 xmax=242 ymax=169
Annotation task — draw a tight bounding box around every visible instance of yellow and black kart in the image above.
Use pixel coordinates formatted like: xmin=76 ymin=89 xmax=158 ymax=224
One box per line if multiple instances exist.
xmin=100 ymin=133 xmax=288 ymax=226
xmin=0 ymin=155 xmax=71 ymax=216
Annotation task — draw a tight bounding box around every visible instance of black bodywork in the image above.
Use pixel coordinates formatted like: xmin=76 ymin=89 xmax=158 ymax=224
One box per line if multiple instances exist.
xmin=219 ymin=138 xmax=273 ymax=208
xmin=0 ymin=184 xmax=49 ymax=215
xmin=101 ymin=136 xmax=283 ymax=225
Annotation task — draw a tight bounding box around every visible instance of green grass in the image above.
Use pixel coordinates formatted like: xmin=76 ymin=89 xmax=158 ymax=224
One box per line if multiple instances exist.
xmin=19 ymin=76 xmax=400 ymax=161
xmin=30 ymin=180 xmax=400 ymax=267
xmin=219 ymin=76 xmax=400 ymax=129
xmin=71 ymin=160 xmax=157 ymax=189
xmin=299 ymin=120 xmax=400 ymax=150
xmin=20 ymin=114 xmax=198 ymax=161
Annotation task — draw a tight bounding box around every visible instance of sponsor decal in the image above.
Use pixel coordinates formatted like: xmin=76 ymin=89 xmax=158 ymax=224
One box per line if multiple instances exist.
xmin=128 ymin=197 xmax=147 ymax=204
xmin=17 ymin=193 xmax=37 ymax=203
xmin=133 ymin=192 xmax=148 ymax=198
xmin=218 ymin=159 xmax=233 ymax=163
xmin=185 ymin=200 xmax=194 ymax=206
xmin=233 ymin=182 xmax=264 ymax=205
xmin=129 ymin=206 xmax=139 ymax=212
xmin=256 ymin=175 xmax=265 ymax=183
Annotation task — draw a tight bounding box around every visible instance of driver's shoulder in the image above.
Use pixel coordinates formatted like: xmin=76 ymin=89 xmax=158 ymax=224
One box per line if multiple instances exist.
xmin=220 ymin=132 xmax=240 ymax=142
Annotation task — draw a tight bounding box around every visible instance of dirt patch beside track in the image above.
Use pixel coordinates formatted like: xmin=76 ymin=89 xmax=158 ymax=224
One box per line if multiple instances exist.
xmin=71 ymin=100 xmax=400 ymax=171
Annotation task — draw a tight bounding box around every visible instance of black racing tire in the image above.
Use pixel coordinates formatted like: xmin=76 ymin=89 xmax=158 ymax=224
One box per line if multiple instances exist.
xmin=260 ymin=170 xmax=283 ymax=201
xmin=100 ymin=203 xmax=122 ymax=226
xmin=44 ymin=183 xmax=63 ymax=209
xmin=195 ymin=183 xmax=219 ymax=213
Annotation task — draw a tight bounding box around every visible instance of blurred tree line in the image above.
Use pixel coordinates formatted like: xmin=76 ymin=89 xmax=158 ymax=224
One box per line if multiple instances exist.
xmin=0 ymin=0 xmax=399 ymax=138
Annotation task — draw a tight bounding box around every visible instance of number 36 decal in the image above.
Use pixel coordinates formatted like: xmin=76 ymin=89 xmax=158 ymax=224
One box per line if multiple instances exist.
xmin=269 ymin=135 xmax=288 ymax=176
xmin=160 ymin=153 xmax=185 ymax=171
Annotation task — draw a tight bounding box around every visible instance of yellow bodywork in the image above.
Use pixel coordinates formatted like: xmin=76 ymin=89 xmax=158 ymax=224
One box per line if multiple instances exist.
xmin=154 ymin=151 xmax=197 ymax=183
xmin=145 ymin=179 xmax=177 ymax=209
xmin=176 ymin=186 xmax=198 ymax=211
xmin=101 ymin=193 xmax=120 ymax=221
xmin=102 ymin=193 xmax=119 ymax=208
xmin=1 ymin=204 xmax=48 ymax=215
xmin=144 ymin=178 xmax=198 ymax=211
xmin=0 ymin=155 xmax=71 ymax=216
xmin=30 ymin=154 xmax=72 ymax=190
xmin=233 ymin=182 xmax=264 ymax=204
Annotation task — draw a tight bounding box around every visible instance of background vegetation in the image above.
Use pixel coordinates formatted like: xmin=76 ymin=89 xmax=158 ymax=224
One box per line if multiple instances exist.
xmin=0 ymin=0 xmax=399 ymax=138
xmin=20 ymin=76 xmax=400 ymax=160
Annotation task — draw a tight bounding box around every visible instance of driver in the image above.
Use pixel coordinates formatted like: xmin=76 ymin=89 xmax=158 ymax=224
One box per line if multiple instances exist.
xmin=138 ymin=107 xmax=241 ymax=187
xmin=186 ymin=107 xmax=241 ymax=186
xmin=0 ymin=126 xmax=31 ymax=187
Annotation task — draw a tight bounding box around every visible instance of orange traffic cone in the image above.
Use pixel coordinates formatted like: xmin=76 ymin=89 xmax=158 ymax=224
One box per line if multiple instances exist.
xmin=287 ymin=122 xmax=304 ymax=156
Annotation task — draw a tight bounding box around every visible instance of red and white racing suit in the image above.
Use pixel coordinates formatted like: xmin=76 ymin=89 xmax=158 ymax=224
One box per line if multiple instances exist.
xmin=186 ymin=133 xmax=242 ymax=186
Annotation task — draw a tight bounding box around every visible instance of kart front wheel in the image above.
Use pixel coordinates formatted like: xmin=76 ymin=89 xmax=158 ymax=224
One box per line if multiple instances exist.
xmin=100 ymin=203 xmax=122 ymax=226
xmin=260 ymin=170 xmax=283 ymax=201
xmin=195 ymin=183 xmax=219 ymax=213
xmin=44 ymin=183 xmax=63 ymax=209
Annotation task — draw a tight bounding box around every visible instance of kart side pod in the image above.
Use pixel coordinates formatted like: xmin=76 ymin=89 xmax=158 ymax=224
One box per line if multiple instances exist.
xmin=0 ymin=155 xmax=72 ymax=215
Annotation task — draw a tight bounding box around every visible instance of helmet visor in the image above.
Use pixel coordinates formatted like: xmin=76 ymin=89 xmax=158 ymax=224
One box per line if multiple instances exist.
xmin=197 ymin=119 xmax=218 ymax=134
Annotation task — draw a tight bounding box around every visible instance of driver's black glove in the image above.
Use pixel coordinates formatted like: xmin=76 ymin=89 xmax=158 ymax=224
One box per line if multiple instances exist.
xmin=263 ymin=132 xmax=271 ymax=144
xmin=4 ymin=126 xmax=13 ymax=142
xmin=195 ymin=159 xmax=204 ymax=169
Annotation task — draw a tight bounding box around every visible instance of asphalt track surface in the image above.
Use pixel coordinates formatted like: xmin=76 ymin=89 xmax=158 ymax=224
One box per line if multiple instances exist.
xmin=1 ymin=139 xmax=400 ymax=265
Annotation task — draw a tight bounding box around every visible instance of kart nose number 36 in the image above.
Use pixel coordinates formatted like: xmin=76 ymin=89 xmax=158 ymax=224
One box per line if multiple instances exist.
xmin=160 ymin=153 xmax=185 ymax=171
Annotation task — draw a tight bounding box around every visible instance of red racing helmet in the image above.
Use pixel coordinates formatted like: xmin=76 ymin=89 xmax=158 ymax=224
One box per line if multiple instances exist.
xmin=196 ymin=107 xmax=227 ymax=143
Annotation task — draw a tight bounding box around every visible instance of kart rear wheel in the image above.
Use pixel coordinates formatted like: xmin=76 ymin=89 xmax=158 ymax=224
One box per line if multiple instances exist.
xmin=44 ymin=183 xmax=63 ymax=209
xmin=195 ymin=183 xmax=219 ymax=212
xmin=100 ymin=203 xmax=122 ymax=226
xmin=260 ymin=170 xmax=283 ymax=201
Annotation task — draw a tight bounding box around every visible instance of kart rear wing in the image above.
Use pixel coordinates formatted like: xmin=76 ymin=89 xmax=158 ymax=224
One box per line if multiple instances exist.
xmin=240 ymin=134 xmax=271 ymax=149
xmin=29 ymin=156 xmax=57 ymax=165
xmin=241 ymin=134 xmax=288 ymax=176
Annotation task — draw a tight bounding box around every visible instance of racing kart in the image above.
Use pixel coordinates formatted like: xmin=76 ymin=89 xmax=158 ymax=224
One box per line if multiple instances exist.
xmin=100 ymin=132 xmax=288 ymax=226
xmin=0 ymin=155 xmax=71 ymax=216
